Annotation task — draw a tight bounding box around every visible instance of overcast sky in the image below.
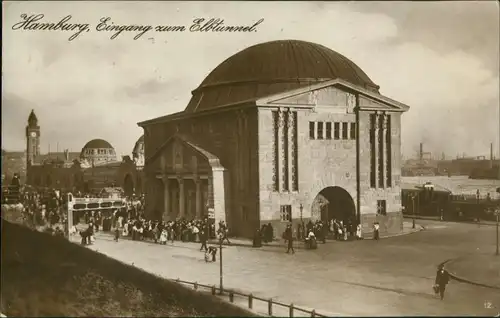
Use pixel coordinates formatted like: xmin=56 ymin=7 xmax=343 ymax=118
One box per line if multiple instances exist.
xmin=2 ymin=1 xmax=499 ymax=159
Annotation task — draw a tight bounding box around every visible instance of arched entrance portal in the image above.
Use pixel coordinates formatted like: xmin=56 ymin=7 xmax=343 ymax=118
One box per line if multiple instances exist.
xmin=311 ymin=186 xmax=356 ymax=224
xmin=123 ymin=174 xmax=135 ymax=197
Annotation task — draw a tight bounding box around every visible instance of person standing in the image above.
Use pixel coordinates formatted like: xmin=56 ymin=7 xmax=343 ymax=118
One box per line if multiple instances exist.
xmin=284 ymin=224 xmax=295 ymax=254
xmin=434 ymin=264 xmax=450 ymax=300
xmin=200 ymin=228 xmax=208 ymax=252
xmin=373 ymin=222 xmax=380 ymax=240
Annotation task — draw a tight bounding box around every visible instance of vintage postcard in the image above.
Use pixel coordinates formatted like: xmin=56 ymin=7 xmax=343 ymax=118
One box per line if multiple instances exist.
xmin=1 ymin=1 xmax=499 ymax=317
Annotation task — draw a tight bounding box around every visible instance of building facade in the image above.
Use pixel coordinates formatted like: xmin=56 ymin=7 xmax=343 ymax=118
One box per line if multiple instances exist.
xmin=24 ymin=110 xmax=146 ymax=196
xmin=139 ymin=40 xmax=410 ymax=238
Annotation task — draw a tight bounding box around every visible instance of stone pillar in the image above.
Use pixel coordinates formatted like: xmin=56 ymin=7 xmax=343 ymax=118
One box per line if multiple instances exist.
xmin=277 ymin=109 xmax=284 ymax=192
xmin=178 ymin=177 xmax=185 ymax=218
xmin=195 ymin=178 xmax=202 ymax=219
xmin=212 ymin=167 xmax=227 ymax=226
xmin=381 ymin=113 xmax=387 ymax=189
xmin=162 ymin=176 xmax=170 ymax=221
xmin=374 ymin=113 xmax=379 ymax=188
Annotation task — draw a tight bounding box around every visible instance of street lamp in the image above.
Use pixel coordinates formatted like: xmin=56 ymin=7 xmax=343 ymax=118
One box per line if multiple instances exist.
xmin=495 ymin=206 xmax=499 ymax=256
xmin=299 ymin=204 xmax=303 ymax=222
xmin=412 ymin=193 xmax=416 ymax=229
xmin=218 ymin=232 xmax=224 ymax=294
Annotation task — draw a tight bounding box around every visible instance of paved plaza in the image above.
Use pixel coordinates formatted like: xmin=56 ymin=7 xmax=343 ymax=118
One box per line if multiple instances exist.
xmin=77 ymin=219 xmax=500 ymax=316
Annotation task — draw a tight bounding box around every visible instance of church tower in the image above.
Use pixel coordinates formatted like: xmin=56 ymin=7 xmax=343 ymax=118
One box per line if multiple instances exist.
xmin=26 ymin=109 xmax=40 ymax=166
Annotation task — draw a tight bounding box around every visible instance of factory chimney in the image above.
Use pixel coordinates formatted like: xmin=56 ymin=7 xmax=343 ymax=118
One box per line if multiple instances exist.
xmin=490 ymin=143 xmax=494 ymax=168
xmin=419 ymin=143 xmax=423 ymax=161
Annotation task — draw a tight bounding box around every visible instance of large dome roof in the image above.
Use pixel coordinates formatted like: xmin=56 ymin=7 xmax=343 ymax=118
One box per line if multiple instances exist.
xmin=80 ymin=139 xmax=117 ymax=164
xmin=82 ymin=139 xmax=114 ymax=150
xmin=185 ymin=40 xmax=379 ymax=113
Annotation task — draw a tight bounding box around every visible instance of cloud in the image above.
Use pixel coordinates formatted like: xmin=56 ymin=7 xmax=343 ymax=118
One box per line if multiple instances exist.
xmin=2 ymin=1 xmax=498 ymax=159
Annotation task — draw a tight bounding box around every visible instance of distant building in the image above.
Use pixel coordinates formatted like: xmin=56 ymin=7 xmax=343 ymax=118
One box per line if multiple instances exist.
xmin=24 ymin=110 xmax=145 ymax=196
xmin=138 ymin=40 xmax=410 ymax=238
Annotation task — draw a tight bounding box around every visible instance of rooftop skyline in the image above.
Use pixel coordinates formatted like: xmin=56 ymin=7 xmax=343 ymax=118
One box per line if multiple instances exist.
xmin=2 ymin=1 xmax=499 ymax=157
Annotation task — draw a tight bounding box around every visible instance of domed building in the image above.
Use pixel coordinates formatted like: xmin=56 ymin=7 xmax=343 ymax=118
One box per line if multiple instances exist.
xmin=80 ymin=139 xmax=117 ymax=166
xmin=139 ymin=40 xmax=410 ymax=238
xmin=25 ymin=112 xmax=145 ymax=196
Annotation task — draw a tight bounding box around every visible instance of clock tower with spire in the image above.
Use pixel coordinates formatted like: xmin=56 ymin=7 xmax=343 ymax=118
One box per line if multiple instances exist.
xmin=26 ymin=109 xmax=40 ymax=166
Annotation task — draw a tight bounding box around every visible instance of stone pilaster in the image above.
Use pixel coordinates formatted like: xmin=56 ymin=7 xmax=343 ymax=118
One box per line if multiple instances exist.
xmin=178 ymin=177 xmax=185 ymax=218
xmin=287 ymin=109 xmax=295 ymax=191
xmin=374 ymin=113 xmax=380 ymax=188
xmin=195 ymin=178 xmax=202 ymax=219
xmin=162 ymin=176 xmax=170 ymax=221
xmin=277 ymin=109 xmax=285 ymax=192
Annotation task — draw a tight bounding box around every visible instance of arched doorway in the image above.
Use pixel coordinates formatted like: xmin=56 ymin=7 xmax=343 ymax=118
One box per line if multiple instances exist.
xmin=311 ymin=186 xmax=356 ymax=224
xmin=123 ymin=174 xmax=135 ymax=197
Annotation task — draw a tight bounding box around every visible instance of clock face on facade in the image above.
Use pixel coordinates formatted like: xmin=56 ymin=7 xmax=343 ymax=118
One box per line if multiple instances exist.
xmin=30 ymin=132 xmax=37 ymax=137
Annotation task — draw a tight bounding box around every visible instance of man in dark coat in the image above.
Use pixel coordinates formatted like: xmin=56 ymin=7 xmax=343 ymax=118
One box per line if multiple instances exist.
xmin=199 ymin=228 xmax=208 ymax=252
xmin=435 ymin=264 xmax=450 ymax=300
xmin=284 ymin=224 xmax=294 ymax=254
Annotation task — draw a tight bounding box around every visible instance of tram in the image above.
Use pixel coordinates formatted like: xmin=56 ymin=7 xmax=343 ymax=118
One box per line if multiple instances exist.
xmin=66 ymin=193 xmax=127 ymax=236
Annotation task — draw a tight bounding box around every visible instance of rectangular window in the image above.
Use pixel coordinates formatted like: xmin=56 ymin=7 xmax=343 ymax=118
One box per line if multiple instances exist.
xmin=280 ymin=205 xmax=292 ymax=222
xmin=386 ymin=115 xmax=392 ymax=187
xmin=317 ymin=122 xmax=324 ymax=139
xmin=342 ymin=122 xmax=348 ymax=139
xmin=377 ymin=200 xmax=387 ymax=215
xmin=378 ymin=116 xmax=384 ymax=188
xmin=334 ymin=122 xmax=340 ymax=140
xmin=309 ymin=122 xmax=315 ymax=139
xmin=370 ymin=114 xmax=376 ymax=188
xmin=350 ymin=122 xmax=356 ymax=140
xmin=325 ymin=122 xmax=332 ymax=139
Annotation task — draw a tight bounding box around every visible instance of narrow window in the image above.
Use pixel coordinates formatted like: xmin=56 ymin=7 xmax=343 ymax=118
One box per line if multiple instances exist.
xmin=280 ymin=205 xmax=292 ymax=222
xmin=326 ymin=122 xmax=332 ymax=139
xmin=377 ymin=200 xmax=387 ymax=215
xmin=370 ymin=114 xmax=376 ymax=188
xmin=309 ymin=122 xmax=315 ymax=139
xmin=350 ymin=122 xmax=356 ymax=140
xmin=342 ymin=122 xmax=348 ymax=139
xmin=334 ymin=122 xmax=340 ymax=140
xmin=317 ymin=122 xmax=324 ymax=140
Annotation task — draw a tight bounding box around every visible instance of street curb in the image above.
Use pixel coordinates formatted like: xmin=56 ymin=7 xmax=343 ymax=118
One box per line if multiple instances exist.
xmin=404 ymin=215 xmax=497 ymax=227
xmin=442 ymin=259 xmax=500 ymax=290
xmin=208 ymin=225 xmax=426 ymax=249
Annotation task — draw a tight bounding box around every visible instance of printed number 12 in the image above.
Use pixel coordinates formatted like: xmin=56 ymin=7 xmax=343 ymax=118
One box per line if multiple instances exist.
xmin=484 ymin=301 xmax=492 ymax=309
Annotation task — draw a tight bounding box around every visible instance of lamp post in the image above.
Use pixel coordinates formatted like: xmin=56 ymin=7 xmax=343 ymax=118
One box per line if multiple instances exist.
xmin=495 ymin=206 xmax=499 ymax=256
xmin=299 ymin=204 xmax=303 ymax=223
xmin=412 ymin=194 xmax=416 ymax=229
xmin=219 ymin=232 xmax=224 ymax=294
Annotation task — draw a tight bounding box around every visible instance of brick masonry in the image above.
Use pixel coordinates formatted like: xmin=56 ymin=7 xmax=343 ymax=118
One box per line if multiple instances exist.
xmin=142 ymin=83 xmax=407 ymax=239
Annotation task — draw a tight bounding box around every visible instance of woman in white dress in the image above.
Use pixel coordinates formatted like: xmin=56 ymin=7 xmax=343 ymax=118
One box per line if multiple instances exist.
xmin=159 ymin=229 xmax=168 ymax=245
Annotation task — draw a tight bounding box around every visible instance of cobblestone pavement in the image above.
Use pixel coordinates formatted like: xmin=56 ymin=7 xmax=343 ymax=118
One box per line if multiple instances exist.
xmin=77 ymin=220 xmax=500 ymax=317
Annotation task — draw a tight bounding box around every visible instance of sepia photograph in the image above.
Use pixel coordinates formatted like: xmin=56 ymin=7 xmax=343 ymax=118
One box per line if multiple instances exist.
xmin=1 ymin=1 xmax=499 ymax=317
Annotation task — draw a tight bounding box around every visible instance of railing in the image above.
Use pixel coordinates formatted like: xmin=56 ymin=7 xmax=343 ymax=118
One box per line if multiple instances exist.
xmin=170 ymin=278 xmax=328 ymax=317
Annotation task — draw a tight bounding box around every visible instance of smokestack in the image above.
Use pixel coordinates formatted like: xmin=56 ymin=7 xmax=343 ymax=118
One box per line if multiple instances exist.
xmin=419 ymin=143 xmax=423 ymax=161
xmin=491 ymin=143 xmax=494 ymax=168
xmin=64 ymin=149 xmax=69 ymax=161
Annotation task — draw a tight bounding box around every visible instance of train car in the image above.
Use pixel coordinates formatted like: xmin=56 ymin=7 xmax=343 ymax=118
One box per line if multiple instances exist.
xmin=402 ymin=182 xmax=452 ymax=218
xmin=402 ymin=181 xmax=500 ymax=221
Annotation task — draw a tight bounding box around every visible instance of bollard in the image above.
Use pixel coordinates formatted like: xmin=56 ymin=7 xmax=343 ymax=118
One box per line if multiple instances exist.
xmin=268 ymin=299 xmax=273 ymax=316
xmin=229 ymin=292 xmax=234 ymax=303
xmin=248 ymin=293 xmax=253 ymax=309
xmin=211 ymin=285 xmax=216 ymax=295
xmin=289 ymin=303 xmax=294 ymax=317
xmin=311 ymin=309 xmax=316 ymax=317
xmin=194 ymin=282 xmax=198 ymax=290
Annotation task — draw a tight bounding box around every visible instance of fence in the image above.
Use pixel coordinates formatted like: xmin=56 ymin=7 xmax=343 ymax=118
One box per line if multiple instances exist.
xmin=171 ymin=278 xmax=328 ymax=317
